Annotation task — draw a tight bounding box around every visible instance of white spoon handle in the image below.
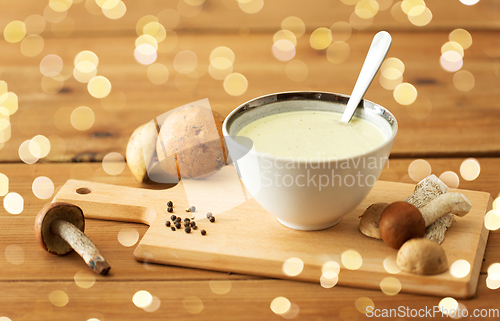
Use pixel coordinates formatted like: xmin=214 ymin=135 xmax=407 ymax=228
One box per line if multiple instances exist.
xmin=340 ymin=31 xmax=392 ymax=124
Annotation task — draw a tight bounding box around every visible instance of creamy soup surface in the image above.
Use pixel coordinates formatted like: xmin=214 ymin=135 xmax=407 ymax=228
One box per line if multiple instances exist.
xmin=237 ymin=110 xmax=387 ymax=159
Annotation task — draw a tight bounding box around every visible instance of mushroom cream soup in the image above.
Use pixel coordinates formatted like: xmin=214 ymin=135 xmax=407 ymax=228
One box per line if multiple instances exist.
xmin=237 ymin=110 xmax=387 ymax=159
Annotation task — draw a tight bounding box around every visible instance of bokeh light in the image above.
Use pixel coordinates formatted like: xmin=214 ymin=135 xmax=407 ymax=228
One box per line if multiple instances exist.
xmin=24 ymin=14 xmax=46 ymax=34
xmin=282 ymin=257 xmax=304 ymax=277
xmin=19 ymin=140 xmax=39 ymax=164
xmin=0 ymin=119 xmax=11 ymax=144
xmin=450 ymin=260 xmax=471 ymax=278
xmin=355 ymin=297 xmax=374 ymax=314
xmin=21 ymin=35 xmax=44 ymax=57
xmin=49 ymin=290 xmax=69 ymax=307
xmin=320 ymin=270 xmax=339 ymax=288
xmin=341 ymin=250 xmax=362 ymax=270
xmin=40 ymin=54 xmax=64 ymax=77
xmin=210 ymin=46 xmax=235 ymax=64
xmin=408 ymin=6 xmax=432 ymax=26
xmin=270 ymin=297 xmax=291 ymax=315
xmin=326 ymin=41 xmax=350 ymax=64
xmin=460 ymin=0 xmax=480 ymax=5
xmin=281 ymin=16 xmax=305 ymax=38
xmin=209 ymin=57 xmax=233 ymax=80
xmin=0 ymin=92 xmax=18 ymax=115
xmin=102 ymin=152 xmax=126 ymax=175
xmin=102 ymin=1 xmax=127 ymax=19
xmin=74 ymin=61 xmax=98 ymax=83
xmin=401 ymin=0 xmax=425 ymax=14
xmin=133 ymin=290 xmax=153 ymax=308
xmin=143 ymin=296 xmax=161 ymax=313
xmin=5 ymin=244 xmax=25 ymax=265
xmin=44 ymin=4 xmax=68 ymax=23
xmin=0 ymin=173 xmax=8 ymax=196
xmin=439 ymin=297 xmax=459 ymax=316
xmin=74 ymin=270 xmax=96 ymax=289
xmin=487 ymin=262 xmax=500 ymax=289
xmin=355 ymin=0 xmax=380 ymax=19
xmin=71 ymin=106 xmax=95 ymax=131
xmin=439 ymin=171 xmax=460 ymax=189
xmin=183 ymin=296 xmax=204 ymax=314
xmin=460 ymin=158 xmax=480 ymax=181
xmin=134 ymin=44 xmax=157 ymax=65
xmin=310 ymin=27 xmax=332 ymax=50
xmin=136 ymin=15 xmax=158 ymax=36
xmin=449 ymin=29 xmax=472 ymax=50
xmin=85 ymin=0 xmax=103 ymax=15
xmin=209 ymin=279 xmax=232 ymax=295
xmin=4 ymin=21 xmax=26 ymax=43
xmin=117 ymin=227 xmax=139 ymax=247
xmin=394 ymin=82 xmax=417 ymax=105
xmin=322 ymin=260 xmax=341 ymax=274
xmin=49 ymin=0 xmax=73 ymax=12
xmin=223 ymin=73 xmax=248 ymax=96
xmin=75 ymin=50 xmax=99 ymax=68
xmin=485 ymin=210 xmax=500 ymax=231
xmin=143 ymin=22 xmax=166 ymax=42
xmin=173 ymin=50 xmax=198 ymax=74
xmin=238 ymin=0 xmax=264 ymax=14
xmin=440 ymin=51 xmax=463 ymax=72
xmin=32 ymin=176 xmax=55 ymax=199
xmin=30 ymin=135 xmax=51 ymax=157
xmin=272 ymin=39 xmax=296 ymax=61
xmin=380 ymin=277 xmax=401 ymax=295
xmin=379 ymin=68 xmax=403 ymax=90
xmin=273 ymin=29 xmax=297 ymax=46
xmin=442 ymin=41 xmax=464 ymax=58
xmin=147 ymin=63 xmax=169 ymax=85
xmin=383 ymin=255 xmax=402 ymax=274
xmin=453 ymin=70 xmax=475 ymax=92
xmin=408 ymin=159 xmax=431 ymax=182
xmin=136 ymin=35 xmax=158 ymax=50
xmin=285 ymin=60 xmax=308 ymax=82
xmin=88 ymin=76 xmax=112 ymax=98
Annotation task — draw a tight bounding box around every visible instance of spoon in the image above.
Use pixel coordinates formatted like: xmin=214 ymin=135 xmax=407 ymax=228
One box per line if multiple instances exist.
xmin=340 ymin=31 xmax=392 ymax=124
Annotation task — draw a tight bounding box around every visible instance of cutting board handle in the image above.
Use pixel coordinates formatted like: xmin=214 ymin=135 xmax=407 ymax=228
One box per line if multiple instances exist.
xmin=53 ymin=179 xmax=162 ymax=226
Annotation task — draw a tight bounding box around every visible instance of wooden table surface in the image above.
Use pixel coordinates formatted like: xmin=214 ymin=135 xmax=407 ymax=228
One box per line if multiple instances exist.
xmin=2 ymin=0 xmax=500 ymax=320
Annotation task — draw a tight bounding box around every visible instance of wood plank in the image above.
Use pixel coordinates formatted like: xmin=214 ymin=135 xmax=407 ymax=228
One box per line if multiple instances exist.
xmin=1 ymin=0 xmax=500 ymax=35
xmin=1 ymin=159 xmax=499 ymax=283
xmin=0 ymin=276 xmax=499 ymax=320
xmin=1 ymin=31 xmax=500 ymax=161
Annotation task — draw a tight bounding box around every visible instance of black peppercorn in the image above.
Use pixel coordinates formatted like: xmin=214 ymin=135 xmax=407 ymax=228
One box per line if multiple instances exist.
xmin=192 ymin=225 xmax=198 ymax=230
xmin=206 ymin=212 xmax=213 ymax=218
xmin=171 ymin=226 xmax=176 ymax=231
xmin=209 ymin=216 xmax=215 ymax=223
xmin=201 ymin=229 xmax=207 ymax=235
xmin=175 ymin=222 xmax=181 ymax=229
xmin=167 ymin=201 xmax=173 ymax=207
xmin=190 ymin=221 xmax=196 ymax=227
xmin=165 ymin=221 xmax=171 ymax=227
xmin=184 ymin=222 xmax=190 ymax=227
xmin=167 ymin=207 xmax=173 ymax=213
xmin=170 ymin=215 xmax=177 ymax=221
xmin=190 ymin=206 xmax=196 ymax=212
xmin=185 ymin=226 xmax=191 ymax=233
xmin=184 ymin=218 xmax=190 ymax=223
xmin=175 ymin=217 xmax=181 ymax=223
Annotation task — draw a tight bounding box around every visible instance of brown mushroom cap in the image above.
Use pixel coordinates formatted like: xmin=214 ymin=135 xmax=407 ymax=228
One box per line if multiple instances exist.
xmin=34 ymin=202 xmax=85 ymax=255
xmin=378 ymin=201 xmax=425 ymax=249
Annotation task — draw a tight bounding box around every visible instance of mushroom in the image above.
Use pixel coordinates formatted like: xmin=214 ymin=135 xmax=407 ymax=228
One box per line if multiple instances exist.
xmin=397 ymin=238 xmax=448 ymax=275
xmin=379 ymin=192 xmax=472 ymax=249
xmin=358 ymin=202 xmax=388 ymax=239
xmin=34 ymin=202 xmax=111 ymax=275
xmin=156 ymin=105 xmax=226 ymax=179
xmin=126 ymin=122 xmax=158 ymax=183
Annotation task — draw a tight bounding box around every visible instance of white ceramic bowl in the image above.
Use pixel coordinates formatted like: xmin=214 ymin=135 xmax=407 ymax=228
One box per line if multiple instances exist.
xmin=223 ymin=91 xmax=398 ymax=230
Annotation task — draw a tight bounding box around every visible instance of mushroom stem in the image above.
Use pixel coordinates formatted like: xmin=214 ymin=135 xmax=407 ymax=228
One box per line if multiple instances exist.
xmin=420 ymin=192 xmax=472 ymax=227
xmin=51 ymin=220 xmax=111 ymax=275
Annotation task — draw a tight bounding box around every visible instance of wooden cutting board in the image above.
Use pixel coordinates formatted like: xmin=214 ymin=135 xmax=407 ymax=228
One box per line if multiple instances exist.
xmin=53 ymin=165 xmax=491 ymax=299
